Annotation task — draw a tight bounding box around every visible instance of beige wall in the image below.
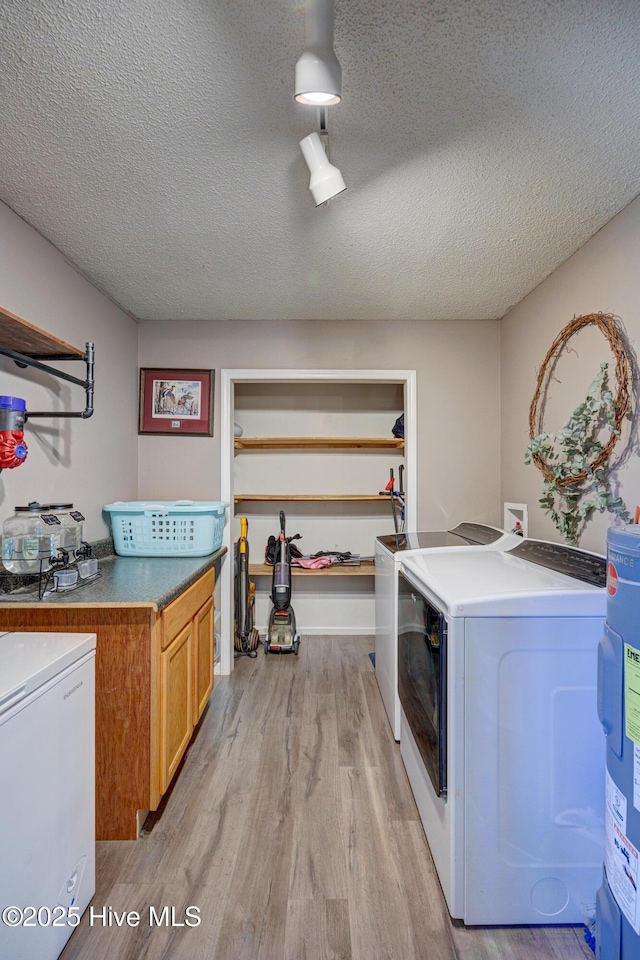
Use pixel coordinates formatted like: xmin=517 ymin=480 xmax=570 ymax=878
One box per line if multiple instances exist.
xmin=500 ymin=195 xmax=640 ymax=554
xmin=137 ymin=319 xmax=502 ymax=531
xmin=0 ymin=201 xmax=139 ymax=542
xmin=8 ymin=173 xmax=636 ymax=566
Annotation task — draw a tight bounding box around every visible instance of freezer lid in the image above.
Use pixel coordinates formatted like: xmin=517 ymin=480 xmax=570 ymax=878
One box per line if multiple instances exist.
xmin=0 ymin=632 xmax=96 ymax=712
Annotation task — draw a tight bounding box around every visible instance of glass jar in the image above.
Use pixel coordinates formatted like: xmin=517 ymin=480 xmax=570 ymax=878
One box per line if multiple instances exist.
xmin=47 ymin=503 xmax=84 ymax=555
xmin=1 ymin=503 xmax=58 ymax=574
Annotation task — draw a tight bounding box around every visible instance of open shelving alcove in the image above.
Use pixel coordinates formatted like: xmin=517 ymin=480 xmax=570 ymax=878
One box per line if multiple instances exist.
xmin=219 ymin=369 xmax=417 ymax=674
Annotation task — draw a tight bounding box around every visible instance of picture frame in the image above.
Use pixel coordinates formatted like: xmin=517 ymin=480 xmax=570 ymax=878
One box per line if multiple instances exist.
xmin=138 ymin=368 xmax=214 ymax=436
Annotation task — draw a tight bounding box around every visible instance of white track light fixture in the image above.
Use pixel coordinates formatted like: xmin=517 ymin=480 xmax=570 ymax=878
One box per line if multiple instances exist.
xmin=295 ymin=0 xmax=342 ymax=106
xmin=299 ymin=130 xmax=346 ymax=206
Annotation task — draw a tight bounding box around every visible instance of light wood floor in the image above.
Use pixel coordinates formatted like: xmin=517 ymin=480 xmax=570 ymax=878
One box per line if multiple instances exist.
xmin=61 ymin=636 xmax=594 ymax=960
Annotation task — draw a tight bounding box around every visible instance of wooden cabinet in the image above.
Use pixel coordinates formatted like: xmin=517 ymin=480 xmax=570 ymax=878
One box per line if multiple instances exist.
xmin=193 ymin=596 xmax=214 ymax=724
xmin=0 ymin=567 xmax=215 ymax=840
xmin=160 ymin=621 xmax=193 ymax=793
xmin=157 ymin=579 xmax=215 ymax=795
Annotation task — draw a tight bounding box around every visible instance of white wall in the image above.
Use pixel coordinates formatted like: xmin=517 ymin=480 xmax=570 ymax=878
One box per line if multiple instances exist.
xmin=0 ymin=202 xmax=139 ymax=542
xmin=500 ymin=195 xmax=640 ymax=554
xmin=137 ymin=319 xmax=502 ymax=530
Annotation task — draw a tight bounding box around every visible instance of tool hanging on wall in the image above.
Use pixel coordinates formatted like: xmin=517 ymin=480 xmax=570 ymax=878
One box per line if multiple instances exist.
xmin=397 ymin=465 xmax=405 ymax=531
xmin=379 ymin=467 xmax=405 ymax=536
xmin=0 ymin=337 xmax=95 ymax=472
xmin=0 ymin=396 xmax=28 ymax=470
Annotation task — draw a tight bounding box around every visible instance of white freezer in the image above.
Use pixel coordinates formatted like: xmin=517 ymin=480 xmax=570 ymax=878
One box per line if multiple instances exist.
xmin=0 ymin=631 xmax=96 ymax=960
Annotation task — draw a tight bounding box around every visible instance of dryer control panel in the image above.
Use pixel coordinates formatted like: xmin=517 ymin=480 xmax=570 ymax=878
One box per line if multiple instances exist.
xmin=508 ymin=539 xmax=606 ymax=587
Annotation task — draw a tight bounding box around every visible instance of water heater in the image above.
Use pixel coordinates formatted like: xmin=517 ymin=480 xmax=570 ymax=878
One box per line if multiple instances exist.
xmin=597 ymin=524 xmax=640 ymax=958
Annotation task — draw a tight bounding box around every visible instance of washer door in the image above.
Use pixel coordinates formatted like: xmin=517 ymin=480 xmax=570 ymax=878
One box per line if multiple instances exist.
xmin=397 ymin=571 xmax=447 ymax=796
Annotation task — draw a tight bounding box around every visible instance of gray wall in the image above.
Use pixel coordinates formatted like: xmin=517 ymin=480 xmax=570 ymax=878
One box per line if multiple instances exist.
xmin=137 ymin=318 xmax=502 ymax=531
xmin=500 ymin=195 xmax=640 ymax=554
xmin=0 ymin=201 xmax=139 ymax=541
xmin=7 ymin=175 xmax=639 ymax=566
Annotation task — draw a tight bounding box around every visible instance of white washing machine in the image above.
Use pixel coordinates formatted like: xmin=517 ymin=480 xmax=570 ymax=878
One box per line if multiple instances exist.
xmin=398 ymin=540 xmax=607 ymax=925
xmin=0 ymin=631 xmax=96 ymax=960
xmin=375 ymin=523 xmax=521 ymax=740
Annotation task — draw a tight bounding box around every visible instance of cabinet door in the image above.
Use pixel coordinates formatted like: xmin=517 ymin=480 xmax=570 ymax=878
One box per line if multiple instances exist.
xmin=193 ymin=596 xmax=214 ymax=725
xmin=160 ymin=621 xmax=193 ymax=793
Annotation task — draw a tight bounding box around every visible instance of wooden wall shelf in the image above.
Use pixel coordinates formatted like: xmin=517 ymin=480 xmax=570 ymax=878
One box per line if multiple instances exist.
xmin=0 ymin=305 xmax=83 ymax=357
xmin=234 ymin=436 xmax=404 ymax=450
xmin=234 ymin=494 xmax=392 ymax=503
xmin=249 ymin=561 xmax=375 ymax=577
xmin=0 ymin=304 xmax=95 ymax=420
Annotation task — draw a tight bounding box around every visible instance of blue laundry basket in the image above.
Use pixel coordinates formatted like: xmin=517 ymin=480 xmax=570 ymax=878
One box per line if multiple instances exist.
xmin=104 ymin=500 xmax=229 ymax=557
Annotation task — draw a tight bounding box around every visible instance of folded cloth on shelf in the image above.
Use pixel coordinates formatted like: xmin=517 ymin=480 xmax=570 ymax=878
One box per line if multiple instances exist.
xmin=292 ymin=555 xmax=335 ymax=569
xmin=291 ymin=551 xmax=361 ymax=568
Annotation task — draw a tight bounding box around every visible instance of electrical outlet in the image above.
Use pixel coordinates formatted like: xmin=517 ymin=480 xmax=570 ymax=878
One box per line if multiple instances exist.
xmin=503 ymin=502 xmax=528 ymax=538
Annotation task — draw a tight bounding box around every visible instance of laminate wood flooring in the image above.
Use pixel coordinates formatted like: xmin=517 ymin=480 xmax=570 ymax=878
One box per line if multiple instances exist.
xmin=60 ymin=636 xmax=594 ymax=960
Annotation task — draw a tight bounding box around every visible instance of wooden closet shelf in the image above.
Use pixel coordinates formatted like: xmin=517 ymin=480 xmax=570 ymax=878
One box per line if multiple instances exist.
xmin=0 ymin=305 xmax=83 ymax=357
xmin=234 ymin=436 xmax=404 ymax=450
xmin=234 ymin=494 xmax=392 ymax=503
xmin=249 ymin=561 xmax=375 ymax=577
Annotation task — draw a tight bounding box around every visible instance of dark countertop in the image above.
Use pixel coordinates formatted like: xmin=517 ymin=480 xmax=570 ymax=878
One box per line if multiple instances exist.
xmin=0 ymin=548 xmax=227 ymax=610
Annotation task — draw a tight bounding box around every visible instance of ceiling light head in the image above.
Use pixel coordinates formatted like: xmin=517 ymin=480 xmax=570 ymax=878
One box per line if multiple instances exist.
xmin=299 ymin=131 xmax=346 ymax=206
xmin=295 ymin=46 xmax=342 ymax=105
xmin=294 ymin=0 xmax=342 ymax=106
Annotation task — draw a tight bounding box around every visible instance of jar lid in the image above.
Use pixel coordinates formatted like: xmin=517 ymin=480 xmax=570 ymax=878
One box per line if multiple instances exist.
xmin=48 ymin=503 xmax=73 ymax=510
xmin=14 ymin=502 xmax=50 ymax=512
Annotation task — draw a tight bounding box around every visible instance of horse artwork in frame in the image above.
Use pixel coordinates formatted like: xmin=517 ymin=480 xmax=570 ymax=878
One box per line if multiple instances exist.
xmin=139 ymin=368 xmax=214 ymax=436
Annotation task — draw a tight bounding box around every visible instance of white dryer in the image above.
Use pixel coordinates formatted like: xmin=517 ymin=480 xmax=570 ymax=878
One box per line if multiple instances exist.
xmin=375 ymin=523 xmax=521 ymax=740
xmin=398 ymin=540 xmax=607 ymax=925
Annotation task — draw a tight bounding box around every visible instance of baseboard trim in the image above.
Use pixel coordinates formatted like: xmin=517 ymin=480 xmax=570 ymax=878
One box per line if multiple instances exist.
xmin=293 ymin=628 xmax=375 ymax=637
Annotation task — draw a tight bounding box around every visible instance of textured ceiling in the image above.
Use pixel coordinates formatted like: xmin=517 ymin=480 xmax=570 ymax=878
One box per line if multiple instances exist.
xmin=1 ymin=0 xmax=639 ymax=321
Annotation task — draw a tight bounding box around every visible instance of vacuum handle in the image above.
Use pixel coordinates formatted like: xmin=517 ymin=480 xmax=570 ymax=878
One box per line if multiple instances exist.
xmin=239 ymin=516 xmax=248 ymax=554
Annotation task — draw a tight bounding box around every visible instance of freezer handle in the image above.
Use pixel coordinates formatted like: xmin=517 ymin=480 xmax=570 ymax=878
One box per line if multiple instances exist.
xmin=0 ymin=684 xmax=26 ymax=713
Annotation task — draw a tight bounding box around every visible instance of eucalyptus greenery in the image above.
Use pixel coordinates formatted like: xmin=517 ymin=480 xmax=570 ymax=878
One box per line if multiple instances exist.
xmin=524 ymin=362 xmax=629 ymax=545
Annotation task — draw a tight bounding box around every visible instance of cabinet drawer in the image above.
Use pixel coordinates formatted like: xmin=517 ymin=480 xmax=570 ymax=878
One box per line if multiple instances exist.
xmin=161 ymin=570 xmax=214 ymax=650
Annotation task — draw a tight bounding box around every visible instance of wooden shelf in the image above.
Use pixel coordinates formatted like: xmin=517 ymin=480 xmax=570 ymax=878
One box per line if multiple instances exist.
xmin=249 ymin=561 xmax=375 ymax=577
xmin=234 ymin=436 xmax=404 ymax=451
xmin=0 ymin=305 xmax=83 ymax=357
xmin=234 ymin=494 xmax=392 ymax=503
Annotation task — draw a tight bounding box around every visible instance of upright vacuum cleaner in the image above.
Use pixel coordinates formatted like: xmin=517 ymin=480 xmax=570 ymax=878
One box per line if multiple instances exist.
xmin=264 ymin=510 xmax=300 ymax=655
xmin=234 ymin=516 xmax=260 ymax=658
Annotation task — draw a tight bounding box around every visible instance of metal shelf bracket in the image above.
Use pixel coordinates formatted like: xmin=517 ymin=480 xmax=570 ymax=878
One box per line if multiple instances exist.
xmin=0 ymin=341 xmax=95 ymax=419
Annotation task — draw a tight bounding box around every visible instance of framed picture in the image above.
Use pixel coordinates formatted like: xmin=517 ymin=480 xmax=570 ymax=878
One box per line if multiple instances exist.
xmin=138 ymin=368 xmax=214 ymax=436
